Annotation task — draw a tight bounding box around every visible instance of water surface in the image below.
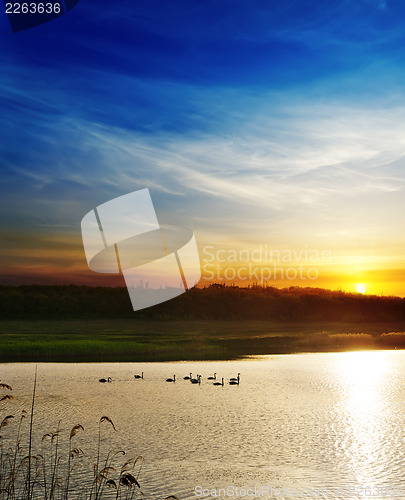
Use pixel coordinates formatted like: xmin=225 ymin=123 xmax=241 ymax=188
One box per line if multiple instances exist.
xmin=1 ymin=351 xmax=405 ymax=499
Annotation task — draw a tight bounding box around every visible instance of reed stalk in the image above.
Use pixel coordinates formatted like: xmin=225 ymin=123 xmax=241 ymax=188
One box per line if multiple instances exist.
xmin=0 ymin=373 xmax=174 ymax=500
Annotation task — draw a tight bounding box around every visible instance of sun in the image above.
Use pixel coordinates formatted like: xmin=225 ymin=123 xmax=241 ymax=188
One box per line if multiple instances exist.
xmin=356 ymin=283 xmax=366 ymax=294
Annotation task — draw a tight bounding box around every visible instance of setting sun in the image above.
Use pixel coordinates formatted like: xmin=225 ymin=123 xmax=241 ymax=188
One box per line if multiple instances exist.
xmin=356 ymin=283 xmax=367 ymax=294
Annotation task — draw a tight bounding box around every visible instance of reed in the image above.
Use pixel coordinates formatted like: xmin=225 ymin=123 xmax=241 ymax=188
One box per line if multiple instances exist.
xmin=0 ymin=379 xmax=176 ymax=500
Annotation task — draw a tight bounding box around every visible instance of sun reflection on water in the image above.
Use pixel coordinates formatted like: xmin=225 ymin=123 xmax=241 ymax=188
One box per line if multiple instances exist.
xmin=336 ymin=351 xmax=395 ymax=485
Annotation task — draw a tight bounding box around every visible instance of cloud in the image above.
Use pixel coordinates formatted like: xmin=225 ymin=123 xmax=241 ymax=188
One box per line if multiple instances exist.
xmin=2 ymin=0 xmax=405 ymax=288
xmin=77 ymin=98 xmax=405 ymax=203
xmin=2 ymin=90 xmax=405 ymax=236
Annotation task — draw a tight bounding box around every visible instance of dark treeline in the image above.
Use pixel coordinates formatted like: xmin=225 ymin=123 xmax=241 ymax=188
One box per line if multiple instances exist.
xmin=1 ymin=283 xmax=405 ymax=322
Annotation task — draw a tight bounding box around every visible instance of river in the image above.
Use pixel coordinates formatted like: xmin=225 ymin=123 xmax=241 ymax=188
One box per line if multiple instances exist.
xmin=1 ymin=351 xmax=405 ymax=499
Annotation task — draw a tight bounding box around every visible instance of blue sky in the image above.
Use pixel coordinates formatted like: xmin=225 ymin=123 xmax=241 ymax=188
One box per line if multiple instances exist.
xmin=1 ymin=0 xmax=405 ymax=293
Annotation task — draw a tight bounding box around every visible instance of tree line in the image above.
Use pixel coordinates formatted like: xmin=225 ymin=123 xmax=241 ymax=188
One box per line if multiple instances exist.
xmin=0 ymin=283 xmax=404 ymax=322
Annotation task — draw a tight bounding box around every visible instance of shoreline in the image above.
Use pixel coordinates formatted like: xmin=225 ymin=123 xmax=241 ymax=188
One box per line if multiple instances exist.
xmin=0 ymin=318 xmax=405 ymax=362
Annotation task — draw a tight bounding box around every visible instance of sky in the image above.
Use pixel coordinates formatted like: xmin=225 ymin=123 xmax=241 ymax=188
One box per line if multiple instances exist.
xmin=1 ymin=0 xmax=405 ymax=295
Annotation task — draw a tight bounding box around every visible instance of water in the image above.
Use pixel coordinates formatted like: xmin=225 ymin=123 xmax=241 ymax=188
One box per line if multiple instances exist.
xmin=2 ymin=351 xmax=405 ymax=499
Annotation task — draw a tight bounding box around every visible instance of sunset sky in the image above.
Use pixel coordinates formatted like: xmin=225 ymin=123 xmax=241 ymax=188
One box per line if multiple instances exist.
xmin=1 ymin=0 xmax=405 ymax=296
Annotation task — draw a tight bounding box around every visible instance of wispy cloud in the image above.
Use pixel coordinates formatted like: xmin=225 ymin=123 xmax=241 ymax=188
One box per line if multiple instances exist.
xmin=2 ymin=92 xmax=405 ymax=229
xmin=2 ymin=0 xmax=405 ymax=292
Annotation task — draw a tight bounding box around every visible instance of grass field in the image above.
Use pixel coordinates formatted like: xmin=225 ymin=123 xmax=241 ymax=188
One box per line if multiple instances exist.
xmin=1 ymin=319 xmax=405 ymax=361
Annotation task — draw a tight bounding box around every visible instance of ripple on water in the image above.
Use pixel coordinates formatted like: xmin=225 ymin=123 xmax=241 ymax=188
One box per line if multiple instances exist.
xmin=1 ymin=352 xmax=405 ymax=499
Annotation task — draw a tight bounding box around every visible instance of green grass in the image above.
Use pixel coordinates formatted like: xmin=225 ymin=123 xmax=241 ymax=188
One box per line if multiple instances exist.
xmin=0 ymin=319 xmax=405 ymax=361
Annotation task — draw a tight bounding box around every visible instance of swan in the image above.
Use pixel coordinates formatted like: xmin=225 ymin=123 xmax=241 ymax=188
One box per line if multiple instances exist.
xmin=134 ymin=372 xmax=144 ymax=379
xmin=99 ymin=377 xmax=112 ymax=383
xmin=184 ymin=373 xmax=192 ymax=380
xmin=166 ymin=375 xmax=176 ymax=382
xmin=207 ymin=373 xmax=216 ymax=380
xmin=190 ymin=374 xmax=201 ymax=384
xmin=230 ymin=373 xmax=240 ymax=382
xmin=229 ymin=378 xmax=239 ymax=385
xmin=213 ymin=378 xmax=224 ymax=386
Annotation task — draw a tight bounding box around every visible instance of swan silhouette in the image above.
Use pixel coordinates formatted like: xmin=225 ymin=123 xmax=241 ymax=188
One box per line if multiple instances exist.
xmin=166 ymin=375 xmax=176 ymax=382
xmin=134 ymin=372 xmax=144 ymax=379
xmin=184 ymin=373 xmax=192 ymax=380
xmin=213 ymin=378 xmax=224 ymax=386
xmin=207 ymin=373 xmax=216 ymax=380
xmin=99 ymin=377 xmax=112 ymax=383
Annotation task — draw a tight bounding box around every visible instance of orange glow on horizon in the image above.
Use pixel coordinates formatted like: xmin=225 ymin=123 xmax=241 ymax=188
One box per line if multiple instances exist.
xmin=0 ymin=232 xmax=404 ymax=297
